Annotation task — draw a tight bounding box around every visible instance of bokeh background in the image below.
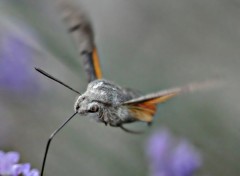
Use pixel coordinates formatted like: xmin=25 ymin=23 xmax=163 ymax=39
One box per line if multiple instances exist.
xmin=0 ymin=0 xmax=240 ymax=175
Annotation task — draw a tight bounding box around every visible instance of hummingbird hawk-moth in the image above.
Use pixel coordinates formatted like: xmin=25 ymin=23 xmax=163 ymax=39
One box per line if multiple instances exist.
xmin=36 ymin=2 xmax=215 ymax=176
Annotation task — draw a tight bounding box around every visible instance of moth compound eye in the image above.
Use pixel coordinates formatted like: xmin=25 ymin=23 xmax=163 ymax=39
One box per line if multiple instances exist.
xmin=75 ymin=104 xmax=80 ymax=111
xmin=88 ymin=104 xmax=99 ymax=113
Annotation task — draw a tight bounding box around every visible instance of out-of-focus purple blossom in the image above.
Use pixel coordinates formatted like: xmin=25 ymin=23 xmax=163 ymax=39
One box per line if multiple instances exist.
xmin=146 ymin=129 xmax=202 ymax=176
xmin=0 ymin=30 xmax=39 ymax=93
xmin=0 ymin=150 xmax=39 ymax=176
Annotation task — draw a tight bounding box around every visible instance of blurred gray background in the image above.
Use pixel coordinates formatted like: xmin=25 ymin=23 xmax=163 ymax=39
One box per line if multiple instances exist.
xmin=0 ymin=0 xmax=240 ymax=175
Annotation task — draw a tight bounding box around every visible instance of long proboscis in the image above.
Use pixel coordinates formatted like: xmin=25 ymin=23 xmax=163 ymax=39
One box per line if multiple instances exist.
xmin=40 ymin=112 xmax=78 ymax=176
xmin=35 ymin=67 xmax=81 ymax=94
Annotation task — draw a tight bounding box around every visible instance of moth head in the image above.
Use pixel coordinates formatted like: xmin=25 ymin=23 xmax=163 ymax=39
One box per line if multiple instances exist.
xmin=74 ymin=79 xmax=125 ymax=123
xmin=74 ymin=95 xmax=103 ymax=116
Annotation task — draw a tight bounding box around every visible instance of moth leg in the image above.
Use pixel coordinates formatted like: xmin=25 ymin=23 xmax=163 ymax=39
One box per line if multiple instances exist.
xmin=147 ymin=122 xmax=152 ymax=126
xmin=119 ymin=125 xmax=145 ymax=134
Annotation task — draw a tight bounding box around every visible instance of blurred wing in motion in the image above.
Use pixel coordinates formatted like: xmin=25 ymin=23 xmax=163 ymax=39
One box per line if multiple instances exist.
xmin=60 ymin=2 xmax=102 ymax=82
xmin=123 ymin=89 xmax=178 ymax=122
xmin=123 ymin=81 xmax=217 ymax=122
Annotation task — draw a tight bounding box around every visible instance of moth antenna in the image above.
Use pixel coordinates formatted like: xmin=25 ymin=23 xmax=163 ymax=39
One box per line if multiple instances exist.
xmin=40 ymin=112 xmax=78 ymax=176
xmin=35 ymin=67 xmax=81 ymax=94
xmin=119 ymin=125 xmax=145 ymax=134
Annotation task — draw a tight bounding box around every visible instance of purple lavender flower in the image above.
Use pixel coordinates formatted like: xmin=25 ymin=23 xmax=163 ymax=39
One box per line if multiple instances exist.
xmin=0 ymin=150 xmax=39 ymax=176
xmin=146 ymin=129 xmax=202 ymax=176
xmin=0 ymin=30 xmax=39 ymax=93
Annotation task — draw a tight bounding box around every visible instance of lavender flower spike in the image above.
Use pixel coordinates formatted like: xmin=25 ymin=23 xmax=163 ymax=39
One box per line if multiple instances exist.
xmin=0 ymin=28 xmax=40 ymax=93
xmin=0 ymin=150 xmax=39 ymax=176
xmin=146 ymin=129 xmax=202 ymax=176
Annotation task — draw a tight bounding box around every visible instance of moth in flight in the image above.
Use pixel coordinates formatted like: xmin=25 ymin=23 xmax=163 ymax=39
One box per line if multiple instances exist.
xmin=36 ymin=2 xmax=215 ymax=176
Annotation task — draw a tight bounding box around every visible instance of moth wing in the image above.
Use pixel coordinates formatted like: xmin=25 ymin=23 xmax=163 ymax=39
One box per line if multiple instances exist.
xmin=60 ymin=2 xmax=102 ymax=82
xmin=123 ymin=88 xmax=180 ymax=122
xmin=123 ymin=87 xmax=181 ymax=105
xmin=123 ymin=81 xmax=214 ymax=122
xmin=126 ymin=103 xmax=157 ymax=122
